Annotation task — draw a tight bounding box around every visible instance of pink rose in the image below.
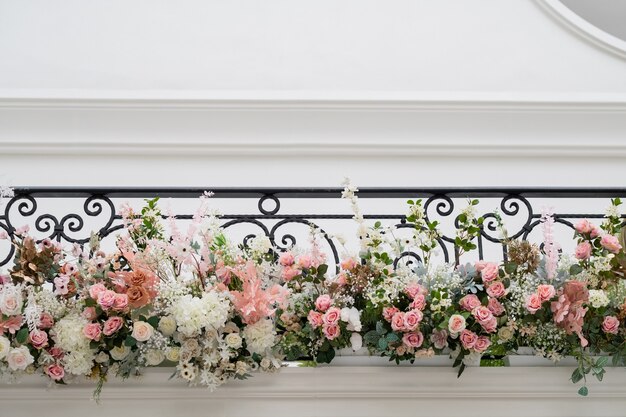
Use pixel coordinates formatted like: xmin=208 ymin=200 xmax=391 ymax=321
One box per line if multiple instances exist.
xmin=97 ymin=290 xmax=117 ymax=310
xmin=481 ymin=263 xmax=499 ymax=284
xmin=487 ymin=298 xmax=505 ymax=316
xmin=601 ymin=235 xmax=623 ymax=254
xmin=48 ymin=347 xmax=64 ymax=360
xmin=403 ymin=310 xmax=423 ymax=331
xmin=430 ymin=329 xmax=448 ymax=350
xmin=46 ymin=364 xmax=65 ymax=381
xmin=297 ymin=255 xmax=312 ymax=269
xmin=574 ymin=242 xmax=592 ymax=260
xmin=29 ymin=329 xmax=48 ymax=349
xmin=281 ymin=266 xmax=301 ymax=282
xmin=279 ymin=252 xmax=295 ymax=266
xmin=340 ymin=257 xmax=358 ymax=271
xmin=486 ymin=282 xmax=506 ymax=299
xmin=83 ymin=323 xmax=102 ymax=341
xmin=323 ymin=307 xmax=341 ymax=325
xmin=404 ymin=283 xmax=425 ymax=299
xmin=383 ymin=307 xmax=400 ymax=322
xmin=113 ymin=293 xmax=129 ymax=311
xmin=590 ymin=226 xmax=601 ymax=239
xmin=38 ymin=313 xmax=54 ymax=329
xmin=410 ymin=294 xmax=427 ymax=311
xmin=448 ymin=314 xmax=466 ymax=334
xmin=402 ymin=331 xmax=424 ymax=348
xmin=335 ymin=272 xmax=347 ymax=286
xmin=315 ymin=295 xmax=332 ymax=312
xmin=460 ymin=329 xmax=478 ymax=349
xmin=472 ymin=306 xmax=493 ymax=324
xmin=322 ymin=324 xmax=340 ymax=340
xmin=103 ymin=317 xmax=124 ymax=336
xmin=81 ymin=307 xmax=97 ymax=321
xmin=475 ymin=260 xmax=488 ymax=272
xmin=481 ymin=316 xmax=498 ymax=333
xmin=574 ymin=219 xmax=593 ymax=234
xmin=391 ymin=312 xmax=406 ymax=331
xmin=88 ymin=283 xmax=107 ymax=300
xmin=602 ymin=316 xmax=620 ymax=335
xmin=307 ymin=311 xmax=323 ymax=328
xmin=537 ymin=284 xmax=556 ymax=302
xmin=474 ymin=336 xmax=491 ymax=353
xmin=525 ymin=293 xmax=542 ymax=314
xmin=459 ymin=294 xmax=481 ymax=312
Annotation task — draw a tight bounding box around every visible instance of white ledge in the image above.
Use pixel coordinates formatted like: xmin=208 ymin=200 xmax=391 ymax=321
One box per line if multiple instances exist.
xmin=2 ymin=367 xmax=626 ymax=417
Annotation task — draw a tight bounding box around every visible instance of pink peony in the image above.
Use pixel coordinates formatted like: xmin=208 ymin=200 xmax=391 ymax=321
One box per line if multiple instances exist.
xmin=574 ymin=219 xmax=593 ymax=234
xmin=402 ymin=331 xmax=424 ymax=348
xmin=590 ymin=226 xmax=601 ymax=239
xmin=391 ymin=312 xmax=406 ymax=331
xmin=46 ymin=364 xmax=65 ymax=381
xmin=403 ymin=310 xmax=423 ymax=331
xmin=574 ymin=242 xmax=592 ymax=260
xmin=601 ymin=235 xmax=623 ymax=254
xmin=525 ymin=293 xmax=542 ymax=314
xmin=460 ymin=329 xmax=478 ymax=349
xmin=323 ymin=307 xmax=341 ymax=326
xmin=383 ymin=307 xmax=400 ymax=322
xmin=322 ymin=324 xmax=340 ymax=340
xmin=278 ymin=252 xmax=295 ymax=266
xmin=537 ymin=284 xmax=556 ymax=302
xmin=487 ymin=298 xmax=505 ymax=316
xmin=83 ymin=323 xmax=102 ymax=341
xmin=602 ymin=316 xmax=620 ymax=335
xmin=307 ymin=311 xmax=323 ymax=328
xmin=486 ymin=281 xmax=506 ymax=299
xmin=103 ymin=317 xmax=124 ymax=336
xmin=459 ymin=294 xmax=481 ymax=312
xmin=474 ymin=336 xmax=491 ymax=353
xmin=481 ymin=263 xmax=500 ymax=284
xmin=315 ymin=294 xmax=332 ymax=312
xmin=29 ymin=329 xmax=48 ymax=349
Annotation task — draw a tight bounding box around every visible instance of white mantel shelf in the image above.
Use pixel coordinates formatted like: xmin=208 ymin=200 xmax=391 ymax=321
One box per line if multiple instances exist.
xmin=2 ymin=366 xmax=626 ymax=417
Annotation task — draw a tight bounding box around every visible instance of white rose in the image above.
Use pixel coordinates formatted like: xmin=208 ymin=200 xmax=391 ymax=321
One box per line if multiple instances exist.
xmin=260 ymin=357 xmax=271 ymax=369
xmin=145 ymin=349 xmax=165 ymax=366
xmin=0 ymin=335 xmax=10 ymax=360
xmin=158 ymin=316 xmax=177 ymax=337
xmin=95 ymin=351 xmax=110 ymax=364
xmin=225 ymin=333 xmax=242 ymax=349
xmin=350 ymin=333 xmax=363 ymax=351
xmin=110 ymin=345 xmax=131 ymax=361
xmin=7 ymin=346 xmax=34 ymax=371
xmin=166 ymin=347 xmax=180 ymax=362
xmin=132 ymin=321 xmax=154 ymax=342
xmin=0 ymin=290 xmax=22 ymax=316
xmin=498 ymin=327 xmax=513 ymax=342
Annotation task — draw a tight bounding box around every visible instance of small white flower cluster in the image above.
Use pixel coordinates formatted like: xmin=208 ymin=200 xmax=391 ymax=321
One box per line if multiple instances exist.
xmin=588 ymin=289 xmax=610 ymax=309
xmin=33 ymin=287 xmax=68 ymax=319
xmin=247 ymin=235 xmax=272 ymax=258
xmin=505 ymin=273 xmax=542 ymax=318
xmin=170 ymin=291 xmax=231 ymax=337
xmin=529 ymin=322 xmax=568 ymax=362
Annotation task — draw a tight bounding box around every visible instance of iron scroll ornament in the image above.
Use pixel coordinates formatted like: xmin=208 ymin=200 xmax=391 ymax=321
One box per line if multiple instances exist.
xmin=0 ymin=187 xmax=625 ymax=270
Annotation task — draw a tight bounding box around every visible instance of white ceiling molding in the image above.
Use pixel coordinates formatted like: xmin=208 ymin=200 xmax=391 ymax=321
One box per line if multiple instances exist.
xmin=536 ymin=0 xmax=626 ymax=60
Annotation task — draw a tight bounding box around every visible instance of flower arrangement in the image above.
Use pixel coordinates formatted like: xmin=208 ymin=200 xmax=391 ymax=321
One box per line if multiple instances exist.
xmin=0 ymin=185 xmax=624 ymax=398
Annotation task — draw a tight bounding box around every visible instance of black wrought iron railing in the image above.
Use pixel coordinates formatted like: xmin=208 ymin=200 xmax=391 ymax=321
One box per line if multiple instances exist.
xmin=1 ymin=187 xmax=625 ymax=269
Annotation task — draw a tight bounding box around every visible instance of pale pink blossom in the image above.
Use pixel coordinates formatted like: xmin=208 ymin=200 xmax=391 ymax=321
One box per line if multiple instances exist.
xmin=88 ymin=283 xmax=107 ymax=300
xmin=410 ymin=294 xmax=427 ymax=311
xmin=307 ymin=311 xmax=323 ymax=328
xmin=574 ymin=242 xmax=592 ymax=260
xmin=537 ymin=284 xmax=556 ymax=302
xmin=278 ymin=252 xmax=295 ymax=266
xmin=46 ymin=364 xmax=65 ymax=381
xmin=460 ymin=329 xmax=478 ymax=349
xmin=487 ymin=298 xmax=505 ymax=316
xmin=29 ymin=329 xmax=48 ymax=349
xmin=525 ymin=293 xmax=542 ymax=314
xmin=480 ymin=263 xmax=499 ymax=284
xmin=404 ymin=283 xmax=426 ymax=299
xmin=402 ymin=331 xmax=424 ymax=348
xmin=391 ymin=312 xmax=406 ymax=331
xmin=322 ymin=324 xmax=340 ymax=340
xmin=474 ymin=336 xmax=491 ymax=353
xmin=403 ymin=310 xmax=423 ymax=331
xmin=459 ymin=294 xmax=481 ymax=312
xmin=486 ymin=281 xmax=506 ymax=299
xmin=601 ymin=235 xmax=623 ymax=254
xmin=602 ymin=316 xmax=620 ymax=335
xmin=430 ymin=329 xmax=448 ymax=350
xmin=315 ymin=295 xmax=332 ymax=312
xmin=103 ymin=317 xmax=124 ymax=336
xmin=38 ymin=313 xmax=54 ymax=329
xmin=323 ymin=307 xmax=341 ymax=326
xmin=97 ymin=290 xmax=117 ymax=310
xmin=383 ymin=307 xmax=400 ymax=322
xmin=340 ymin=257 xmax=358 ymax=271
xmin=83 ymin=323 xmax=102 ymax=341
xmin=574 ymin=219 xmax=593 ymax=234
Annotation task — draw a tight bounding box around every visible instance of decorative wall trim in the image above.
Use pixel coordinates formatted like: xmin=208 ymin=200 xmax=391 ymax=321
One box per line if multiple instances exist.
xmin=536 ymin=0 xmax=626 ymax=60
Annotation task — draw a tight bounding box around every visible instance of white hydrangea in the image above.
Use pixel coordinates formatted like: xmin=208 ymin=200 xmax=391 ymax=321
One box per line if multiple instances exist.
xmin=588 ymin=290 xmax=610 ymax=309
xmin=51 ymin=314 xmax=95 ymax=375
xmin=248 ymin=235 xmax=272 ymax=257
xmin=242 ymin=319 xmax=276 ymax=355
xmin=170 ymin=291 xmax=230 ymax=337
